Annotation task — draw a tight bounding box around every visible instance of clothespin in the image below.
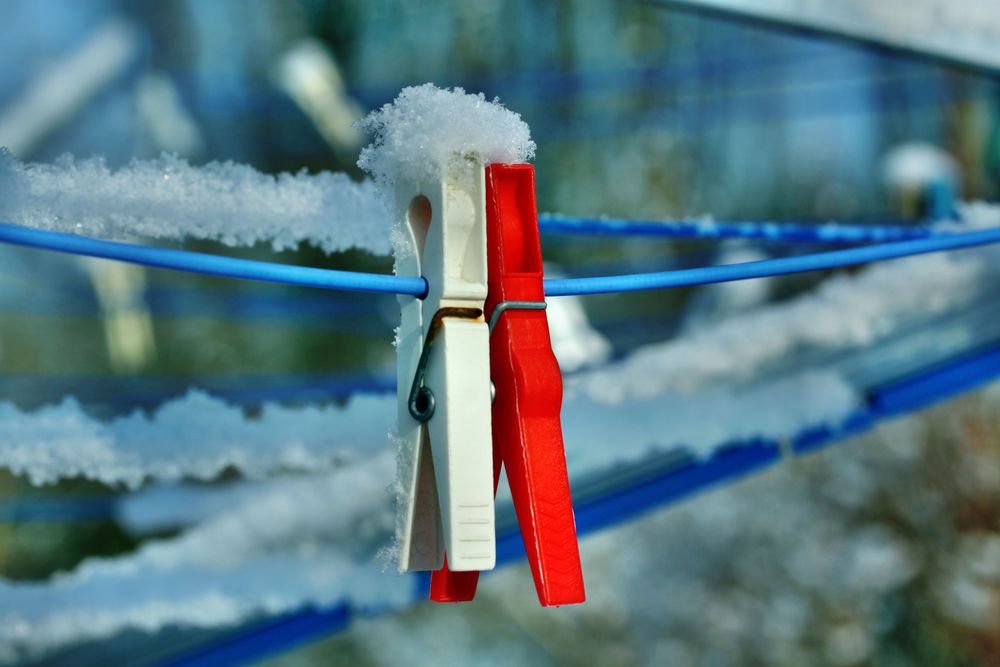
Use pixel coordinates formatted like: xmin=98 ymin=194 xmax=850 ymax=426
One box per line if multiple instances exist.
xmin=395 ymin=160 xmax=496 ymax=573
xmin=429 ymin=163 xmax=586 ymax=606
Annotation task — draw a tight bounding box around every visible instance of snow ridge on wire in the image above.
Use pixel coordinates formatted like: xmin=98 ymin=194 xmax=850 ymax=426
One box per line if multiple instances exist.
xmin=0 ymin=150 xmax=393 ymax=255
xmin=0 ymin=454 xmax=409 ymax=665
xmin=0 ymin=390 xmax=394 ymax=489
xmin=0 ymin=85 xmax=537 ymax=259
xmin=0 ymin=369 xmax=858 ymax=660
xmin=571 ymin=245 xmax=998 ymax=401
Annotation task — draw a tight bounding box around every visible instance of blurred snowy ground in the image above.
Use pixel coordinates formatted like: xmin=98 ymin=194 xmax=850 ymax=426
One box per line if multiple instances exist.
xmin=278 ymin=389 xmax=1000 ymax=667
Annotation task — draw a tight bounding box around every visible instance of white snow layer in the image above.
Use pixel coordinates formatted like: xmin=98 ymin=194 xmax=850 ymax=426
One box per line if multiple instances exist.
xmin=0 ymin=370 xmax=854 ymax=489
xmin=356 ymin=83 xmax=535 ymax=188
xmin=0 ymin=454 xmax=411 ymax=664
xmin=0 ymin=150 xmax=393 ymax=254
xmin=0 ymin=370 xmax=857 ymax=660
xmin=0 ymin=390 xmax=392 ymax=489
xmin=572 ymin=238 xmax=1000 ymax=402
xmin=882 ymin=142 xmax=959 ymax=191
xmin=113 ymin=370 xmax=856 ymax=538
xmin=0 ymin=84 xmax=536 ymax=255
xmin=564 ymin=371 xmax=857 ymax=472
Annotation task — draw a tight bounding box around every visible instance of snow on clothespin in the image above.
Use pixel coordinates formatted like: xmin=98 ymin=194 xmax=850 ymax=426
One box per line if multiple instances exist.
xmin=395 ymin=159 xmax=496 ymax=573
xmin=430 ymin=163 xmax=586 ymax=606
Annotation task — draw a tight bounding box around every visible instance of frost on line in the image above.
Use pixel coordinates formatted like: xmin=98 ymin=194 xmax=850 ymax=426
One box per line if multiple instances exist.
xmin=0 ymin=150 xmax=393 ymax=255
xmin=0 ymin=390 xmax=392 ymax=489
xmin=0 ymin=84 xmax=537 ymax=260
xmin=0 ymin=454 xmax=408 ymax=664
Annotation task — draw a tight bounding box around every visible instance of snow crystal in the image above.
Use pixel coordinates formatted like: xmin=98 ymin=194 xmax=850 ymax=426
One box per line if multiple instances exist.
xmin=117 ymin=479 xmax=270 ymax=535
xmin=356 ymin=83 xmax=536 ymax=189
xmin=0 ymin=390 xmax=394 ymax=489
xmin=0 ymin=150 xmax=393 ymax=254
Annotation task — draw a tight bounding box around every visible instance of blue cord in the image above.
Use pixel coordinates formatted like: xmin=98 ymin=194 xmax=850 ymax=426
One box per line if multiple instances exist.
xmin=537 ymin=214 xmax=941 ymax=244
xmin=0 ymin=222 xmax=427 ymax=297
xmin=543 ymin=225 xmax=1000 ymax=296
xmin=3 ymin=220 xmax=997 ymax=299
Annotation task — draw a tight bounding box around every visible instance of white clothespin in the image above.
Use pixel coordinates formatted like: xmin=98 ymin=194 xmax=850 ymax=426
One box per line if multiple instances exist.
xmin=395 ymin=160 xmax=496 ymax=573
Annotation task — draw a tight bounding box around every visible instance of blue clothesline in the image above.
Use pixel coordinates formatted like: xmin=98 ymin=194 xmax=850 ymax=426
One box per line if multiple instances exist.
xmin=536 ymin=214 xmax=944 ymax=243
xmin=0 ymin=222 xmax=427 ymax=297
xmin=0 ymin=219 xmax=995 ymax=299
xmin=543 ymin=225 xmax=1000 ymax=295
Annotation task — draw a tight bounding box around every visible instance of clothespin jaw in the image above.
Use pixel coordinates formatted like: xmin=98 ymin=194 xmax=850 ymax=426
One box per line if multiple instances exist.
xmin=395 ymin=161 xmax=496 ymax=573
xmin=430 ymin=163 xmax=586 ymax=606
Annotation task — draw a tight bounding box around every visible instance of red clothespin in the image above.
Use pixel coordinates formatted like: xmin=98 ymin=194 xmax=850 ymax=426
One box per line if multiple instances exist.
xmin=430 ymin=163 xmax=586 ymax=606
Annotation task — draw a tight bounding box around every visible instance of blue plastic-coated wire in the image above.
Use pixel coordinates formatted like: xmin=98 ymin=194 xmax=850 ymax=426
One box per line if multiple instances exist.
xmin=0 ymin=221 xmax=427 ymax=297
xmin=537 ymin=214 xmax=942 ymax=244
xmin=4 ymin=219 xmax=996 ymax=299
xmin=543 ymin=225 xmax=1000 ymax=296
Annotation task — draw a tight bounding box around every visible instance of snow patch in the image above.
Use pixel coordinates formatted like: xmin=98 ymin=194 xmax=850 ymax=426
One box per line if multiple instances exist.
xmin=565 ymin=371 xmax=859 ymax=473
xmin=0 ymin=150 xmax=392 ymax=255
xmin=573 ymin=232 xmax=1000 ymax=402
xmin=0 ymin=390 xmax=393 ymax=489
xmin=0 ymin=454 xmax=409 ymax=663
xmin=356 ymin=84 xmax=535 ymax=190
xmin=882 ymin=142 xmax=958 ymax=192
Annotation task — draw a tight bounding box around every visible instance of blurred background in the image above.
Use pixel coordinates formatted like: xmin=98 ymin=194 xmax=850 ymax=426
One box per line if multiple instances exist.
xmin=0 ymin=1 xmax=998 ymax=665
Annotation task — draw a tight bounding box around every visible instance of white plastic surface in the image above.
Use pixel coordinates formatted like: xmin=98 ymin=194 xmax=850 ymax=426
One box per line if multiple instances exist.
xmin=395 ymin=162 xmax=495 ymax=572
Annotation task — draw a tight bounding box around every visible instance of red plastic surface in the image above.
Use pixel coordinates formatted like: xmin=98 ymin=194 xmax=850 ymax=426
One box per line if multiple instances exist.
xmin=429 ymin=164 xmax=586 ymax=606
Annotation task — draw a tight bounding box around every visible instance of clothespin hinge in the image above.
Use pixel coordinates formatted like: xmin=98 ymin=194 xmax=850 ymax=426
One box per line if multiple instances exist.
xmin=407 ymin=306 xmax=484 ymax=422
xmin=487 ymin=300 xmax=547 ymax=334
